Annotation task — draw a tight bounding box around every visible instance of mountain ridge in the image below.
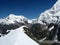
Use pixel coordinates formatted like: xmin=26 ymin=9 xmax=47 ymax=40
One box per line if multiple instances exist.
xmin=38 ymin=0 xmax=60 ymax=25
xmin=0 ymin=0 xmax=60 ymax=45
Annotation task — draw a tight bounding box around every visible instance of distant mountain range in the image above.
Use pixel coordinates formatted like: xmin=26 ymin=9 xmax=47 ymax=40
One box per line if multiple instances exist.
xmin=0 ymin=0 xmax=60 ymax=45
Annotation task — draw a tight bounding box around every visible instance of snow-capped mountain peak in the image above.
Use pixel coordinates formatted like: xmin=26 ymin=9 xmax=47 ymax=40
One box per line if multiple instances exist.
xmin=7 ymin=14 xmax=26 ymax=20
xmin=38 ymin=0 xmax=60 ymax=25
xmin=0 ymin=14 xmax=29 ymax=25
xmin=6 ymin=14 xmax=28 ymax=23
xmin=0 ymin=0 xmax=60 ymax=45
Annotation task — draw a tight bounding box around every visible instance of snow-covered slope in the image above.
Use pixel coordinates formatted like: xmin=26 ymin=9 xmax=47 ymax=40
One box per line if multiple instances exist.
xmin=6 ymin=14 xmax=28 ymax=24
xmin=0 ymin=26 xmax=38 ymax=45
xmin=0 ymin=14 xmax=38 ymax=45
xmin=0 ymin=0 xmax=60 ymax=45
xmin=0 ymin=0 xmax=60 ymax=25
xmin=0 ymin=14 xmax=28 ymax=25
xmin=38 ymin=0 xmax=60 ymax=25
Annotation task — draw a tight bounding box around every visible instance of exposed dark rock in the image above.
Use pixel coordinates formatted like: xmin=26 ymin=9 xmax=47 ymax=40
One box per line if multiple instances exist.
xmin=0 ymin=22 xmax=25 ymax=36
xmin=23 ymin=23 xmax=48 ymax=40
xmin=46 ymin=23 xmax=58 ymax=40
xmin=57 ymin=27 xmax=60 ymax=41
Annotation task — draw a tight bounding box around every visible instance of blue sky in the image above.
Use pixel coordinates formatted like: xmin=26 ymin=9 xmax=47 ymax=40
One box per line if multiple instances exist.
xmin=0 ymin=0 xmax=57 ymax=19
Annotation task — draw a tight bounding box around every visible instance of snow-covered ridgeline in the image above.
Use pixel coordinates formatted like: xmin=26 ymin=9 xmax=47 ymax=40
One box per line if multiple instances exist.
xmin=38 ymin=0 xmax=60 ymax=25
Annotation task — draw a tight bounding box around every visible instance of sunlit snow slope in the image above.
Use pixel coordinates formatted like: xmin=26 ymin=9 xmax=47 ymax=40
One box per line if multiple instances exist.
xmin=0 ymin=0 xmax=60 ymax=45
xmin=0 ymin=26 xmax=38 ymax=45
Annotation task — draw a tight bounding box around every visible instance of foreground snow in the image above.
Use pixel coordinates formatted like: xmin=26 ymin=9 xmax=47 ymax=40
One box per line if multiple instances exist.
xmin=0 ymin=26 xmax=38 ymax=45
